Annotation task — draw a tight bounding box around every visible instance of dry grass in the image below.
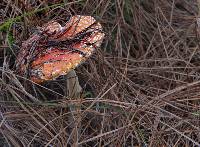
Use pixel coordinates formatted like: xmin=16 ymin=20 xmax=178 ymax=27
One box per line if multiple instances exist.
xmin=1 ymin=0 xmax=200 ymax=146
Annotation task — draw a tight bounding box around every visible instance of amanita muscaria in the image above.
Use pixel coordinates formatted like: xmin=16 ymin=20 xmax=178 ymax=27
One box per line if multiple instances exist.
xmin=16 ymin=15 xmax=105 ymax=83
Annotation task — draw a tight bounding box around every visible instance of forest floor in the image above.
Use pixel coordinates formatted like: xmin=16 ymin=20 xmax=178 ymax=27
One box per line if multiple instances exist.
xmin=1 ymin=0 xmax=200 ymax=146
